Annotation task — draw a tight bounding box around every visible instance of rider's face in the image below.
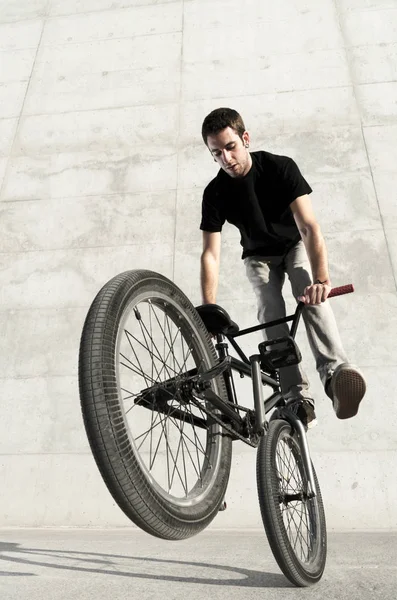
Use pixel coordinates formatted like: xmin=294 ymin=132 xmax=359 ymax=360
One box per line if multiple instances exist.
xmin=206 ymin=127 xmax=252 ymax=178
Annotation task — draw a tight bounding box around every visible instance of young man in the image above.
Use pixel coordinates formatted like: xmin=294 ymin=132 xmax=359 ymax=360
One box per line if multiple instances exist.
xmin=199 ymin=107 xmax=366 ymax=427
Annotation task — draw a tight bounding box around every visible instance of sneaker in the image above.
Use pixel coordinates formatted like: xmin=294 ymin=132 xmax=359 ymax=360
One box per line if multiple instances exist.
xmin=288 ymin=398 xmax=318 ymax=429
xmin=326 ymin=363 xmax=366 ymax=419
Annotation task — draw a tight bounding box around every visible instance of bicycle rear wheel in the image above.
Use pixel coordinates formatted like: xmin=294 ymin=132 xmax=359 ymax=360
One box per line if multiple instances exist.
xmin=79 ymin=270 xmax=232 ymax=540
xmin=257 ymin=419 xmax=327 ymax=586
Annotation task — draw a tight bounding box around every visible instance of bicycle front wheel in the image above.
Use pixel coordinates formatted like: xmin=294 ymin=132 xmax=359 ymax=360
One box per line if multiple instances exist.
xmin=79 ymin=270 xmax=232 ymax=540
xmin=257 ymin=419 xmax=327 ymax=586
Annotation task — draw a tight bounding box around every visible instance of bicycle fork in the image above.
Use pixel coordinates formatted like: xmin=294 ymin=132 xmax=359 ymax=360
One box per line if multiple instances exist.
xmin=283 ymin=412 xmax=317 ymax=498
xmin=250 ymin=354 xmax=317 ymax=499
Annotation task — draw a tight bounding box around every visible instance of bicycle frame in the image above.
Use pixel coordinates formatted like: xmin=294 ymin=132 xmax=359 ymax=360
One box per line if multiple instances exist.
xmin=138 ymin=284 xmax=352 ymax=440
xmin=141 ymin=285 xmax=351 ymax=498
xmin=137 ymin=300 xmax=323 ymax=498
xmin=209 ymin=302 xmax=305 ymax=431
xmin=202 ymin=283 xmax=354 ymax=441
xmin=206 ymin=301 xmax=317 ymax=497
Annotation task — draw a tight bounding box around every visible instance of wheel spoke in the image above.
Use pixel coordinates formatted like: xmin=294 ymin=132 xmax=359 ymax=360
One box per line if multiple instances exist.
xmin=119 ymin=353 xmax=158 ymax=384
xmin=132 ymin=400 xmax=207 ymax=462
xmin=123 ymin=328 xmax=153 ymax=387
xmin=179 ymin=414 xmax=207 ymax=456
xmin=126 ymin=324 xmax=178 ymax=383
xmin=169 ymin=412 xmax=205 ymax=483
xmin=135 ymin=323 xmax=172 ymax=382
xmin=289 ymin=504 xmax=308 ymax=558
xmin=165 ymin=401 xmax=206 ymax=490
xmin=136 ymin=412 xmax=162 ymax=450
xmin=114 ymin=293 xmax=223 ymax=503
xmin=146 ymin=401 xmax=190 ymax=496
xmin=150 ymin=307 xmax=184 ymax=375
xmin=148 ymin=300 xmax=154 ymax=384
xmin=149 ymin=412 xmax=167 ymax=470
xmin=181 ymin=335 xmax=194 ymax=375
xmin=124 ymin=329 xmax=171 ymax=376
xmin=121 ymin=387 xmax=141 ymax=402
xmin=274 ymin=432 xmax=318 ymax=564
xmin=164 ymin=416 xmax=188 ymax=495
xmin=138 ymin=308 xmax=179 ymax=381
xmin=169 ymin=416 xmax=187 ymax=491
xmin=158 ymin=324 xmax=187 ymax=383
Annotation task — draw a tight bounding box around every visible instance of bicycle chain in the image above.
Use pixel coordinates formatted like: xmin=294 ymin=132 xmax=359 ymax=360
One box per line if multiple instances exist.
xmin=190 ymin=395 xmax=261 ymax=448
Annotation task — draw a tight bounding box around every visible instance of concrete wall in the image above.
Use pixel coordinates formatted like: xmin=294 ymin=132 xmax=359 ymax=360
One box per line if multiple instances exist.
xmin=1 ymin=0 xmax=396 ymax=529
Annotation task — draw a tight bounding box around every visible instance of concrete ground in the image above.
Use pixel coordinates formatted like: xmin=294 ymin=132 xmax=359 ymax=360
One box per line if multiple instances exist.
xmin=0 ymin=529 xmax=395 ymax=599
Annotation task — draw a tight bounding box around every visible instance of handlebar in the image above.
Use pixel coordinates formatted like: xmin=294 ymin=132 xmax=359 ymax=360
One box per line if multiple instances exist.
xmin=328 ymin=284 xmax=354 ymax=298
xmin=229 ymin=283 xmax=356 ymax=339
xmin=290 ymin=283 xmax=354 ymax=338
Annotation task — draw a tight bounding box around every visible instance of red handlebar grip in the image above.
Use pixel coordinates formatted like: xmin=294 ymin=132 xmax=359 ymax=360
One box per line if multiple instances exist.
xmin=328 ymin=284 xmax=354 ymax=298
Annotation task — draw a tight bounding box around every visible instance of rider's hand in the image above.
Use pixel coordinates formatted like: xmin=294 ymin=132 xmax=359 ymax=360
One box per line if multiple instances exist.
xmin=297 ymin=280 xmax=331 ymax=305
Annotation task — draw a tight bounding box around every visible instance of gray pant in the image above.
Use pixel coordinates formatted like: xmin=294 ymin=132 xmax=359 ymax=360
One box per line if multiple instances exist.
xmin=244 ymin=241 xmax=348 ymax=401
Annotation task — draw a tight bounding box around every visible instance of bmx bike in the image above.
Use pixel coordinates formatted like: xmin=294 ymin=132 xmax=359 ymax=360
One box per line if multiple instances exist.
xmin=78 ymin=269 xmax=353 ymax=587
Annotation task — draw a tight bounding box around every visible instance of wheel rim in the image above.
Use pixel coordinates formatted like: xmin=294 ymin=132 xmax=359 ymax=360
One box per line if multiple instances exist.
xmin=115 ymin=289 xmax=224 ymax=507
xmin=275 ymin=430 xmax=321 ymax=567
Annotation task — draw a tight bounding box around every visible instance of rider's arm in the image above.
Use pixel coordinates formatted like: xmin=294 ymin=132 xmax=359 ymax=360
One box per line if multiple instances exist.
xmin=200 ymin=231 xmax=221 ymax=304
xmin=290 ymin=194 xmax=331 ymax=303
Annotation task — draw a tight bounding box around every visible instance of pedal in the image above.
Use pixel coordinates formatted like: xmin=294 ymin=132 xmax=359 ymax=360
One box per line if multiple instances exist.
xmin=259 ymin=336 xmax=302 ymax=370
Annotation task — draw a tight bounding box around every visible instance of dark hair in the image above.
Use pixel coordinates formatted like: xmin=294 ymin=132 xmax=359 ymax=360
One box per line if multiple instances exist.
xmin=201 ymin=108 xmax=246 ymax=145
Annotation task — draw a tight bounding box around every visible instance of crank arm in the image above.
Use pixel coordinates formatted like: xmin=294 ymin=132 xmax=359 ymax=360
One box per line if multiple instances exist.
xmin=192 ymin=356 xmax=232 ymax=384
xmin=137 ymin=357 xmax=230 ymax=400
xmin=201 ymin=388 xmax=243 ymax=429
xmin=135 ymin=395 xmax=208 ymax=430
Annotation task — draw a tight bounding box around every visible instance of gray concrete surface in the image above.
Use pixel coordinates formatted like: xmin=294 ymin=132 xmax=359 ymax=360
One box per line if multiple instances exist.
xmin=1 ymin=0 xmax=397 ymax=529
xmin=0 ymin=529 xmax=396 ymax=599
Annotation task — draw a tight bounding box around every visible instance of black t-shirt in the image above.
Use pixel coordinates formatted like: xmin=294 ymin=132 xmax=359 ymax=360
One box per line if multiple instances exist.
xmin=200 ymin=151 xmax=312 ymax=258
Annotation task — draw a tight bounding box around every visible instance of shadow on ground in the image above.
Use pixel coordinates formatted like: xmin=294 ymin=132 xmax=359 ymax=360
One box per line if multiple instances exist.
xmin=0 ymin=541 xmax=290 ymax=588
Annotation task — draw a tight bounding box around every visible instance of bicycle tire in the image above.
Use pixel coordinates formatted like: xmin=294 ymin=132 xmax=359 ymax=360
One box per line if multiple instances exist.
xmin=79 ymin=270 xmax=232 ymax=540
xmin=257 ymin=419 xmax=327 ymax=586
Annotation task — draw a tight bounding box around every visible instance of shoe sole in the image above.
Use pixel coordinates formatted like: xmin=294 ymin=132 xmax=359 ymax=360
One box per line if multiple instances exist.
xmin=333 ymin=368 xmax=366 ymax=419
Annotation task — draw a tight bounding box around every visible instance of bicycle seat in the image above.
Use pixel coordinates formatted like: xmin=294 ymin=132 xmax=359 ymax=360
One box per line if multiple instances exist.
xmin=195 ymin=304 xmax=239 ymax=336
